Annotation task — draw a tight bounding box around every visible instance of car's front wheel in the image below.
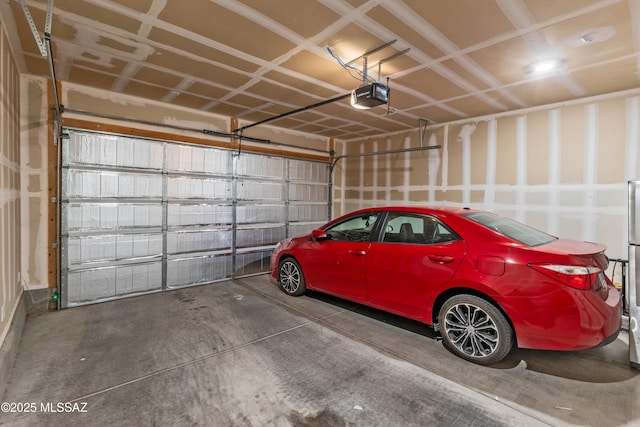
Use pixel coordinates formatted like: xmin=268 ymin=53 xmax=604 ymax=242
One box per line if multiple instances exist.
xmin=438 ymin=294 xmax=514 ymax=365
xmin=278 ymin=258 xmax=306 ymax=296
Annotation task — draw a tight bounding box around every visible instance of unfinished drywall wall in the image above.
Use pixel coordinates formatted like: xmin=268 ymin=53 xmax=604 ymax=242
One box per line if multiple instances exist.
xmin=60 ymin=81 xmax=331 ymax=155
xmin=334 ymin=90 xmax=640 ymax=261
xmin=20 ymin=75 xmax=48 ymax=290
xmin=0 ymin=15 xmax=22 ymax=342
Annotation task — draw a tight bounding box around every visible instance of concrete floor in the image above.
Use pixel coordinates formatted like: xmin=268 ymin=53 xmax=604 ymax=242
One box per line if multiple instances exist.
xmin=1 ymin=275 xmax=638 ymax=427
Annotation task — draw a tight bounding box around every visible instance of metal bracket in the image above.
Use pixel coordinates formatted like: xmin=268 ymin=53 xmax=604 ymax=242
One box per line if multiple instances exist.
xmin=344 ymin=40 xmax=410 ymax=84
xmin=376 ymin=48 xmax=411 ymax=82
xmin=419 ymin=118 xmax=430 ymax=148
xmin=18 ymin=0 xmax=54 ymax=57
xmin=347 ymin=40 xmax=397 ymax=84
xmin=330 ymin=144 xmax=442 ymax=172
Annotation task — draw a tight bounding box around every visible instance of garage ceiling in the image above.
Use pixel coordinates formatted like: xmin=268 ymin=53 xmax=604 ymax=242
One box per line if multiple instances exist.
xmin=3 ymin=0 xmax=640 ymax=140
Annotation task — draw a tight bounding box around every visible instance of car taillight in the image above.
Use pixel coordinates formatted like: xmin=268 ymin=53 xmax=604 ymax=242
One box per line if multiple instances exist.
xmin=529 ymin=264 xmax=602 ymax=290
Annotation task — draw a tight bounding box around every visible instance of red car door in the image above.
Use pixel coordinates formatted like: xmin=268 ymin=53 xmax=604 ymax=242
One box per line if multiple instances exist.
xmin=301 ymin=239 xmax=369 ymax=300
xmin=299 ymin=212 xmax=380 ymax=301
xmin=365 ymin=214 xmax=467 ymax=317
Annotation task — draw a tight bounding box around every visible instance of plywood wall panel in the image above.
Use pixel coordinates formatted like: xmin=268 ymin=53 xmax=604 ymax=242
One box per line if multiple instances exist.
xmin=388 ymin=154 xmax=407 ymax=187
xmin=495 ymin=191 xmax=516 ymax=205
xmin=470 ymin=122 xmax=488 ymax=186
xmin=409 ymin=151 xmax=429 ymax=186
xmin=470 ymin=190 xmax=485 ymax=204
xmin=436 ymin=190 xmax=462 ymax=204
xmin=410 ymin=190 xmax=428 ymax=202
xmin=389 ymin=133 xmax=411 ymax=149
xmin=597 ymin=98 xmax=627 ymax=184
xmin=596 ymin=212 xmax=626 ymax=256
xmin=362 ymin=156 xmax=376 ymax=187
xmin=390 ymin=189 xmax=404 ymax=201
xmin=343 ymin=157 xmax=361 ymax=187
xmin=446 ymin=125 xmax=463 ymax=187
xmin=495 ymin=116 xmax=517 ymax=185
xmin=525 ymin=111 xmax=550 ymax=185
xmin=559 ymin=104 xmax=585 ymax=184
xmin=344 ymin=189 xmax=360 ymax=200
xmin=26 ymin=196 xmax=42 ymax=283
xmin=559 ymin=214 xmax=584 ymax=241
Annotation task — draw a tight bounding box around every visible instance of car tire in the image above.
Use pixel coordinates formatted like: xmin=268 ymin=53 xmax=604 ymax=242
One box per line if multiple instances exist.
xmin=278 ymin=258 xmax=306 ymax=296
xmin=438 ymin=294 xmax=514 ymax=365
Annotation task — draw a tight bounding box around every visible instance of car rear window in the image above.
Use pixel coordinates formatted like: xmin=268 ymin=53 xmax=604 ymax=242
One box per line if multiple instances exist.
xmin=462 ymin=212 xmax=556 ymax=247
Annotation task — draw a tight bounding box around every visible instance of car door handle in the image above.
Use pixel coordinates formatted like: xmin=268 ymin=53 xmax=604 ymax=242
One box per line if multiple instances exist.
xmin=428 ymin=254 xmax=455 ymax=263
xmin=348 ymin=250 xmax=367 ymax=256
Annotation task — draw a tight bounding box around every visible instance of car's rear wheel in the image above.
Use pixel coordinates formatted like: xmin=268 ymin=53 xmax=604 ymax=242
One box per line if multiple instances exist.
xmin=438 ymin=294 xmax=513 ymax=365
xmin=278 ymin=258 xmax=306 ymax=296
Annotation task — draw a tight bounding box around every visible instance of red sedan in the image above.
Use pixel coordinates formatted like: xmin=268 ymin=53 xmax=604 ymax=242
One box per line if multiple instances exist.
xmin=270 ymin=206 xmax=621 ymax=365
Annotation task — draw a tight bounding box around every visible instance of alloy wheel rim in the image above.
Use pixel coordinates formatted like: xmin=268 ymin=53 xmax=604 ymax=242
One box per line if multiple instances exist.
xmin=280 ymin=262 xmax=300 ymax=293
xmin=443 ymin=303 xmax=499 ymax=358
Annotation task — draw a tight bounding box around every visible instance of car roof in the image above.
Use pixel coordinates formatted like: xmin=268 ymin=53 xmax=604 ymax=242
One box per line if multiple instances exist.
xmin=344 ymin=206 xmax=480 ymax=216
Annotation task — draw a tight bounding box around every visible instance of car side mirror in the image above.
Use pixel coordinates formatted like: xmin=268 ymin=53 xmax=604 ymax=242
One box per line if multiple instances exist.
xmin=311 ymin=229 xmax=330 ymax=241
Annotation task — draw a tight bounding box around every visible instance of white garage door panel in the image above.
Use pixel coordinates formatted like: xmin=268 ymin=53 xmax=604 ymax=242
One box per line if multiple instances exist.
xmin=63 ymin=132 xmax=163 ymax=170
xmin=236 ymin=181 xmax=285 ymax=201
xmin=61 ymin=130 xmax=165 ymax=307
xmin=167 ymin=228 xmax=232 ymax=254
xmin=167 ymin=203 xmax=233 ymax=227
xmin=166 ymin=143 xmax=231 ymax=175
xmin=66 ymin=233 xmax=163 ymax=265
xmin=65 ymin=262 xmax=163 ymax=304
xmin=60 ymin=129 xmax=330 ymax=307
xmin=166 ymin=254 xmax=232 ymax=288
xmin=167 ymin=176 xmax=232 ymax=200
xmin=235 ymin=250 xmax=272 ymax=276
xmin=65 ymin=170 xmax=163 ymax=199
xmin=63 ymin=203 xmax=164 ymax=231
xmin=236 ymin=204 xmax=283 ymax=224
xmin=237 ymin=154 xmax=285 ymax=179
xmin=236 ymin=225 xmax=286 ymax=248
xmin=288 ymin=205 xmax=327 ymax=222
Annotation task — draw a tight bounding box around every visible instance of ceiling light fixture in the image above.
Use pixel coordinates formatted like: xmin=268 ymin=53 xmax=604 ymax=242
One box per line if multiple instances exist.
xmin=526 ymin=57 xmax=565 ymax=75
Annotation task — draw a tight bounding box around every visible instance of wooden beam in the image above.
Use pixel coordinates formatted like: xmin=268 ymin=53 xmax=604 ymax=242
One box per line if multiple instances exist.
xmin=230 ymin=117 xmax=239 ymax=150
xmin=47 ymin=81 xmax=59 ymax=289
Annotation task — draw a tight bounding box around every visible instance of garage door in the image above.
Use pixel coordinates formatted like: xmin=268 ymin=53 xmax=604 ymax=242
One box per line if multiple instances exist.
xmin=60 ymin=129 xmax=329 ymax=307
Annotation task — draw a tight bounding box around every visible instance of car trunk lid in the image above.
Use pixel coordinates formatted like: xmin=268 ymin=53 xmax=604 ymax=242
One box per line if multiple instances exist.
xmin=536 ymin=238 xmax=608 ymax=268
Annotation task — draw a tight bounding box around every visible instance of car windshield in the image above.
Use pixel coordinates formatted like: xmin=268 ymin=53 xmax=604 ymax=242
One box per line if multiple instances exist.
xmin=462 ymin=212 xmax=556 ymax=247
